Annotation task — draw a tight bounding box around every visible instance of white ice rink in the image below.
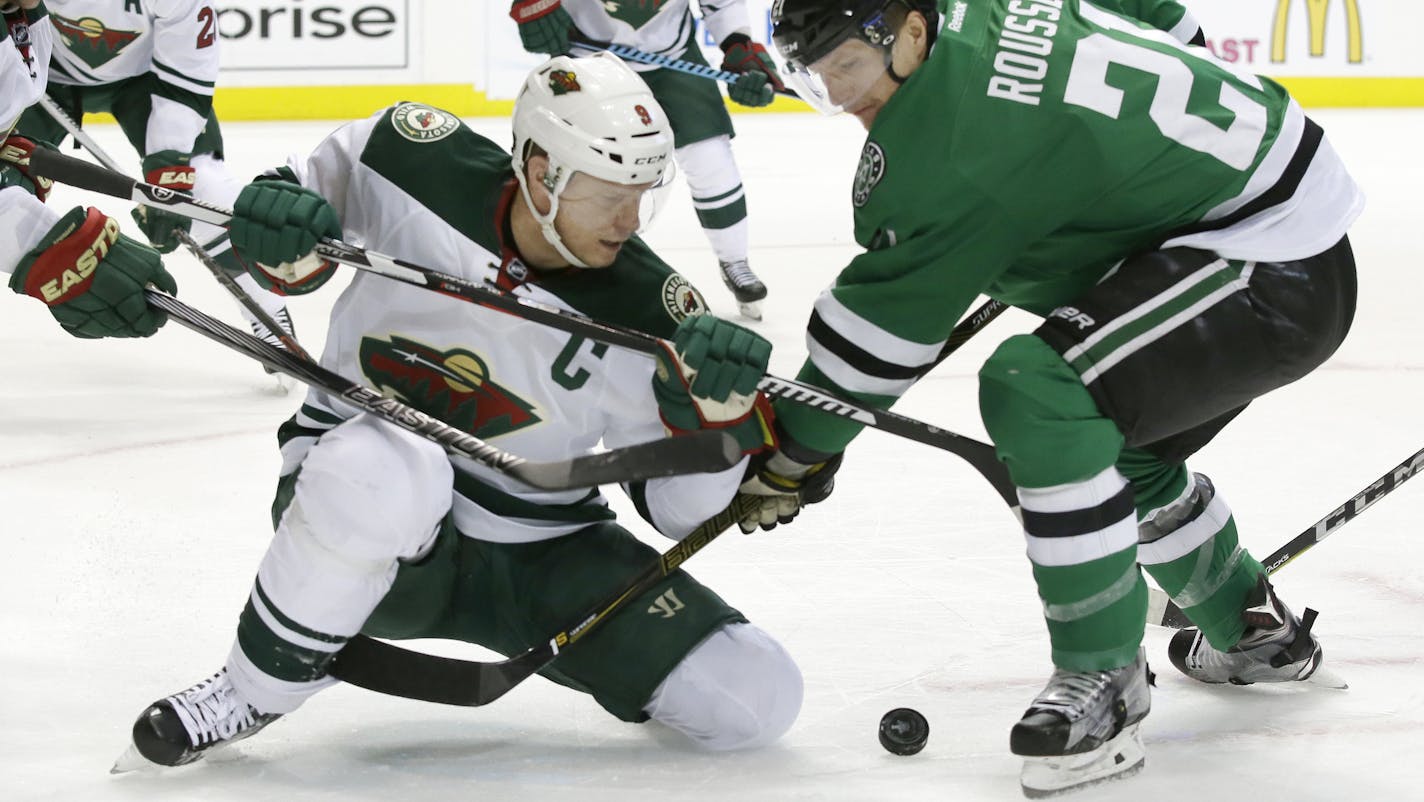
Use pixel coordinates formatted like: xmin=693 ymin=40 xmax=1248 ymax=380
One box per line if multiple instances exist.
xmin=2 ymin=108 xmax=1421 ymax=801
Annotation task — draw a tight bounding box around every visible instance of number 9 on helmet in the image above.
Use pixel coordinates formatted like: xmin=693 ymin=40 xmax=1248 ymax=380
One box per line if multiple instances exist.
xmin=511 ymin=53 xmax=678 ymax=267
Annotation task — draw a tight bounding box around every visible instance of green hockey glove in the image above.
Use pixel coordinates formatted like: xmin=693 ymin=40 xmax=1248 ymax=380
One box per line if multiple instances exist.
xmin=510 ymin=0 xmax=573 ymax=56
xmin=10 ymin=206 xmax=177 ymax=338
xmin=1 ymin=134 xmax=56 ymax=202
xmin=653 ymin=314 xmax=776 ymax=457
xmin=737 ymin=447 xmax=843 ymax=533
xmin=130 ymin=150 xmax=195 ymax=253
xmin=720 ymin=34 xmax=784 ymax=107
xmin=229 ymin=179 xmax=340 ymax=295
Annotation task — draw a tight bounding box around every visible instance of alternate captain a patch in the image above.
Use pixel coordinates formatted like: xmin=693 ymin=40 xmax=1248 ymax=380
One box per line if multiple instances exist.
xmin=661 ymin=274 xmax=708 ymax=323
xmin=360 ymin=335 xmax=541 ymax=439
xmin=390 ymin=103 xmax=461 ymax=143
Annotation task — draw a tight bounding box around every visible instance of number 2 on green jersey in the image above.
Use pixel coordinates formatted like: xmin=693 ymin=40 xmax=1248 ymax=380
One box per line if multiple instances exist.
xmin=1063 ymin=4 xmax=1268 ymax=170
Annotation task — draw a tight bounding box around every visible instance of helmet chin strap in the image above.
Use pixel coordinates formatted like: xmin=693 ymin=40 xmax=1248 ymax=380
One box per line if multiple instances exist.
xmin=515 ymin=166 xmax=590 ymax=269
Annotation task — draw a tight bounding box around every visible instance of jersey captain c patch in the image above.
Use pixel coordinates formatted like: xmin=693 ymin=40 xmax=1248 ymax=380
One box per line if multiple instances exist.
xmin=853 ymin=141 xmax=886 ymax=207
xmin=390 ymin=103 xmax=461 ymax=143
xmin=360 ymin=335 xmax=541 ymax=439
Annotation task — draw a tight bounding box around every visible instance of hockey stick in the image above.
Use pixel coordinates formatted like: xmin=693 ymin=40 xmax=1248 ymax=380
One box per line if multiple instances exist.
xmin=34 ymin=94 xmax=306 ymax=359
xmin=329 ymin=493 xmax=763 ymax=706
xmin=173 ymin=228 xmax=310 ymax=360
xmin=1148 ymin=445 xmax=1424 ymax=629
xmin=324 ymin=305 xmax=1007 ymax=706
xmin=570 ymin=35 xmax=802 ymax=100
xmin=146 ymin=289 xmax=740 ymax=490
xmin=28 ymin=146 xmax=1019 ymax=509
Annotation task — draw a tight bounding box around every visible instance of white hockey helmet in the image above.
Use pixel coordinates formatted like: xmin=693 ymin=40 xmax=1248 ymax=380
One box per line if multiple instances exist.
xmin=511 ymin=53 xmax=676 ymax=267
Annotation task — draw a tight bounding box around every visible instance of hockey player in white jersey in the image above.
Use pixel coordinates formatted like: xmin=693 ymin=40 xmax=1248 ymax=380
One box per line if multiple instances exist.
xmin=3 ymin=0 xmax=174 ymax=338
xmin=116 ymin=53 xmax=803 ymax=770
xmin=15 ymin=0 xmax=294 ymax=353
xmin=511 ymin=0 xmax=779 ymax=320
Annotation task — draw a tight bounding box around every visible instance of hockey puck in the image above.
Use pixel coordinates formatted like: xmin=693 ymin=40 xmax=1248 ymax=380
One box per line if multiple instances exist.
xmin=878 ymin=707 xmax=929 ymax=756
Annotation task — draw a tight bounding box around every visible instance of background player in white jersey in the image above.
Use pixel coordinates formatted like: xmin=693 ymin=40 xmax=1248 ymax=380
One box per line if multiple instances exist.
xmin=511 ymin=0 xmax=781 ymax=320
xmin=3 ymin=0 xmax=173 ymax=338
xmin=15 ymin=0 xmax=293 ymax=352
xmin=754 ymin=0 xmax=1362 ymax=795
xmin=116 ymin=53 xmax=803 ymax=770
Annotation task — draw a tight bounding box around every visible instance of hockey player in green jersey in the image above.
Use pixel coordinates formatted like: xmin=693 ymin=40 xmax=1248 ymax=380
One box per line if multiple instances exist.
xmin=759 ymin=0 xmax=1361 ymax=795
xmin=17 ymin=1 xmax=295 ymax=360
xmin=115 ymin=53 xmax=802 ymax=771
xmin=511 ymin=0 xmax=782 ymax=320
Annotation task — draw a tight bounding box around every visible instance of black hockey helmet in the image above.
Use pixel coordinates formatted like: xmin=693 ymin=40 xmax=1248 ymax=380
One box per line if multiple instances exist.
xmin=771 ymin=0 xmax=938 ymax=71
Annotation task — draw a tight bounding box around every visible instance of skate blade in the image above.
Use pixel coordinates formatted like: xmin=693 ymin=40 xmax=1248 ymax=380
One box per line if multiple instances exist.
xmin=1306 ymin=664 xmax=1348 ymax=690
xmin=737 ymin=301 xmax=764 ymax=321
xmin=1019 ymin=723 xmax=1145 ymax=798
xmin=259 ymin=367 xmax=296 ymax=395
xmin=110 ymin=744 xmax=159 ymax=775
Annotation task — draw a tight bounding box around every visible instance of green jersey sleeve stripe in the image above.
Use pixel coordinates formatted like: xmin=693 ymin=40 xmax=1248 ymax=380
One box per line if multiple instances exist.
xmin=151 ymin=57 xmax=216 ymax=90
xmin=807 ymin=311 xmax=925 ymax=381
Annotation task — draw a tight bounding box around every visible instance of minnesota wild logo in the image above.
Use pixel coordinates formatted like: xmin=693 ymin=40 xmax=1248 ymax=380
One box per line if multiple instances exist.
xmin=390 ymin=103 xmax=460 ymax=143
xmin=51 ymin=15 xmax=141 ymax=70
xmin=548 ymin=69 xmax=581 ymax=95
xmin=361 ymin=335 xmax=540 ymax=439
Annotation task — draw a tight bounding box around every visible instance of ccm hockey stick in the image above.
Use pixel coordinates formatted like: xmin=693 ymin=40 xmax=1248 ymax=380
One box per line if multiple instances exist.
xmin=329 ymin=494 xmax=763 ymax=706
xmin=570 ymin=35 xmax=802 ymax=100
xmin=33 ymin=95 xmax=304 ymax=358
xmin=29 ymin=147 xmax=1020 ymax=509
xmin=1148 ymin=445 xmax=1424 ymax=629
xmin=146 ymin=289 xmax=740 ymax=490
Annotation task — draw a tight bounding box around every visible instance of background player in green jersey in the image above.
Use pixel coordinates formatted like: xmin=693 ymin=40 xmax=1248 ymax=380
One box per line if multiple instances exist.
xmin=758 ymin=0 xmax=1362 ymax=795
xmin=511 ymin=0 xmax=783 ymax=320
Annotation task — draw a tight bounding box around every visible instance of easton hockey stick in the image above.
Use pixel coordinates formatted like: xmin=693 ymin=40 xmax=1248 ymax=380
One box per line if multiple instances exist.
xmin=29 ymin=147 xmax=1020 ymax=509
xmin=1148 ymin=444 xmax=1424 ymax=629
xmin=329 ymin=493 xmax=763 ymax=706
xmin=33 ymin=95 xmax=305 ymax=358
xmin=570 ymin=35 xmax=802 ymax=100
xmin=146 ymin=290 xmax=740 ymax=490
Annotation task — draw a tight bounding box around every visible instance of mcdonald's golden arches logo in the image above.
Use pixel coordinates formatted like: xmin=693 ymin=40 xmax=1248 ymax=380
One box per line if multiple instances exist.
xmin=1272 ymin=0 xmax=1363 ymax=64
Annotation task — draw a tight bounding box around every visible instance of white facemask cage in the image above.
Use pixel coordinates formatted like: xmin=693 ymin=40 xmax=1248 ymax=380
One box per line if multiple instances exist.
xmin=512 ymin=53 xmax=677 ymax=267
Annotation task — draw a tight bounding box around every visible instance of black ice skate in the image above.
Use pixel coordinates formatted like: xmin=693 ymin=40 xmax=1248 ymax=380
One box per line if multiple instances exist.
xmin=1168 ymin=576 xmax=1345 ymax=688
xmin=718 ymin=259 xmax=767 ymax=320
xmin=112 ymin=668 xmax=281 ymax=772
xmin=1010 ymin=648 xmax=1153 ymax=798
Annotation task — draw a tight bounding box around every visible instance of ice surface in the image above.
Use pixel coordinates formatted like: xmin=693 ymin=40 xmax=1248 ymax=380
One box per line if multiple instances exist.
xmin=2 ymin=109 xmax=1420 ymax=801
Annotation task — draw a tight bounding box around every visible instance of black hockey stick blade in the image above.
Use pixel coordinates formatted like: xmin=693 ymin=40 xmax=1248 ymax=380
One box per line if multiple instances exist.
xmin=331 ymin=637 xmax=553 ymax=707
xmin=525 ymin=430 xmax=742 ymax=488
xmin=329 ymin=495 xmax=760 ymax=706
xmin=1150 ymin=444 xmax=1424 ymax=629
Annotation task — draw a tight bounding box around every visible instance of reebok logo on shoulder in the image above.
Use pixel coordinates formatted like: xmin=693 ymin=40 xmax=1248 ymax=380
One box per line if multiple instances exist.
xmin=947 ymin=1 xmax=969 ymax=33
